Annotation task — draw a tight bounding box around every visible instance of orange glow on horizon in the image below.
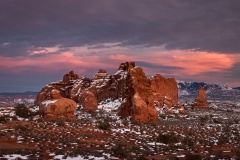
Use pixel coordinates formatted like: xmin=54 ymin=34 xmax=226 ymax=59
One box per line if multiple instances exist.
xmin=145 ymin=50 xmax=235 ymax=75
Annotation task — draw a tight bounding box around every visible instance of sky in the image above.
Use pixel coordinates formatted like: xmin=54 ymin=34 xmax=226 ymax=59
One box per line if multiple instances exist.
xmin=1 ymin=0 xmax=240 ymax=92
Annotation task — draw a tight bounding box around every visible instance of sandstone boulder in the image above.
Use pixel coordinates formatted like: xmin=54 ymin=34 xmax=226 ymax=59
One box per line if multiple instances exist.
xmin=78 ymin=90 xmax=98 ymax=111
xmin=41 ymin=89 xmax=77 ymax=120
xmin=118 ymin=66 xmax=159 ymax=123
xmin=194 ymin=86 xmax=208 ymax=108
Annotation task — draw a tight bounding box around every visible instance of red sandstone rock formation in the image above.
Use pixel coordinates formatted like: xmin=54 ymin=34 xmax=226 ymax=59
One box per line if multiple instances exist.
xmin=70 ymin=77 xmax=91 ymax=102
xmin=35 ymin=61 xmax=183 ymax=120
xmin=63 ymin=71 xmax=79 ymax=83
xmin=194 ymin=86 xmax=208 ymax=108
xmin=40 ymin=89 xmax=77 ymax=120
xmin=35 ymin=62 xmax=134 ymax=106
xmin=150 ymin=74 xmax=178 ymax=108
xmin=78 ymin=90 xmax=98 ymax=111
xmin=118 ymin=66 xmax=159 ymax=123
xmin=90 ymin=69 xmax=112 ymax=101
xmin=35 ymin=81 xmax=70 ymax=106
xmin=112 ymin=62 xmax=135 ymax=98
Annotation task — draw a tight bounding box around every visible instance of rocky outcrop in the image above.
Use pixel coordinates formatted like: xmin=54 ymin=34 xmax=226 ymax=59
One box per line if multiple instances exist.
xmin=35 ymin=62 xmax=134 ymax=107
xmin=194 ymin=86 xmax=208 ymax=108
xmin=70 ymin=77 xmax=91 ymax=102
xmin=118 ymin=67 xmax=159 ymax=123
xmin=91 ymin=69 xmax=112 ymax=101
xmin=78 ymin=90 xmax=98 ymax=111
xmin=112 ymin=62 xmax=135 ymax=98
xmin=35 ymin=61 xmax=184 ymax=122
xmin=162 ymin=96 xmax=185 ymax=114
xmin=63 ymin=71 xmax=79 ymax=84
xmin=150 ymin=74 xmax=178 ymax=108
xmin=40 ymin=89 xmax=77 ymax=120
xmin=35 ymin=82 xmax=70 ymax=106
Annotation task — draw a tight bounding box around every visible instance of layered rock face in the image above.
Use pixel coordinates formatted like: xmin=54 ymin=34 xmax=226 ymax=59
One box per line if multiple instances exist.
xmin=150 ymin=74 xmax=178 ymax=108
xmin=118 ymin=67 xmax=159 ymax=123
xmin=40 ymin=89 xmax=77 ymax=120
xmin=194 ymin=86 xmax=208 ymax=108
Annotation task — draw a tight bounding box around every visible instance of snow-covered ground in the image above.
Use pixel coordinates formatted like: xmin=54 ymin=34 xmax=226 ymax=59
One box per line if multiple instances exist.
xmin=0 ymin=97 xmax=240 ymax=159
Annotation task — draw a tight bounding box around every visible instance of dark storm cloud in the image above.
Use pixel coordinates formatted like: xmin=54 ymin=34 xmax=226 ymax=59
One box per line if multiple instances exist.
xmin=1 ymin=0 xmax=240 ymax=58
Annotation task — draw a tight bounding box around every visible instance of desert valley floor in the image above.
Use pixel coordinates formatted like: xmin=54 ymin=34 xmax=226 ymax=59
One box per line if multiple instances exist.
xmin=0 ymin=97 xmax=240 ymax=160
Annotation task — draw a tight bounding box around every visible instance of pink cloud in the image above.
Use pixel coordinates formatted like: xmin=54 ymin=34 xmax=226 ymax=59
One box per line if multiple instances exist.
xmin=0 ymin=51 xmax=133 ymax=75
xmin=0 ymin=48 xmax=238 ymax=85
xmin=142 ymin=50 xmax=235 ymax=75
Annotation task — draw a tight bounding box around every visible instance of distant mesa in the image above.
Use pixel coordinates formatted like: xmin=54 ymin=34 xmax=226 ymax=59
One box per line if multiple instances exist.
xmin=35 ymin=61 xmax=184 ymax=123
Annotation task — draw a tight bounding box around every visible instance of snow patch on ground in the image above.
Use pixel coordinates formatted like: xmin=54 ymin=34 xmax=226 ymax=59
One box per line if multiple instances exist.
xmin=3 ymin=154 xmax=28 ymax=160
xmin=98 ymin=98 xmax=122 ymax=112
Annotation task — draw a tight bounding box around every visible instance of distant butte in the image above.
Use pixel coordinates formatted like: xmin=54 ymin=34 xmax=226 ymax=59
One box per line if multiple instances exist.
xmin=194 ymin=86 xmax=208 ymax=108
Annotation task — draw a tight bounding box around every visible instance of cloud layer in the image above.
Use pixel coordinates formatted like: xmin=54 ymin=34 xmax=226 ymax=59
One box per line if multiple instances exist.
xmin=0 ymin=0 xmax=240 ymax=92
xmin=1 ymin=0 xmax=240 ymax=55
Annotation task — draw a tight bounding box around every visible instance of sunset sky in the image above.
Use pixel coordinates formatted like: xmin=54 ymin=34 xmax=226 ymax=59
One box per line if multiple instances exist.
xmin=1 ymin=0 xmax=240 ymax=92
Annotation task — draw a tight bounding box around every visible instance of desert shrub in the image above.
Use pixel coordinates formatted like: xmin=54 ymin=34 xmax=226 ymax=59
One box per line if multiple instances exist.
xmin=68 ymin=147 xmax=92 ymax=157
xmin=156 ymin=132 xmax=179 ymax=144
xmin=182 ymin=136 xmax=195 ymax=147
xmin=218 ymin=134 xmax=229 ymax=145
xmin=0 ymin=116 xmax=7 ymax=123
xmin=15 ymin=104 xmax=33 ymax=118
xmin=11 ymin=115 xmax=18 ymax=121
xmin=111 ymin=140 xmax=129 ymax=158
xmin=199 ymin=115 xmax=209 ymax=124
xmin=54 ymin=118 xmax=66 ymax=126
xmin=213 ymin=118 xmax=222 ymax=124
xmin=98 ymin=118 xmax=111 ymax=130
xmin=214 ymin=151 xmax=223 ymax=159
xmin=87 ymin=110 xmax=97 ymax=117
xmin=235 ymin=151 xmax=240 ymax=160
xmin=15 ymin=124 xmax=29 ymax=132
xmin=122 ymin=119 xmax=129 ymax=126
xmin=159 ymin=114 xmax=166 ymax=119
xmin=137 ymin=155 xmax=148 ymax=160
xmin=168 ymin=157 xmax=180 ymax=160
xmin=185 ymin=153 xmax=201 ymax=160
xmin=234 ymin=118 xmax=239 ymax=124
